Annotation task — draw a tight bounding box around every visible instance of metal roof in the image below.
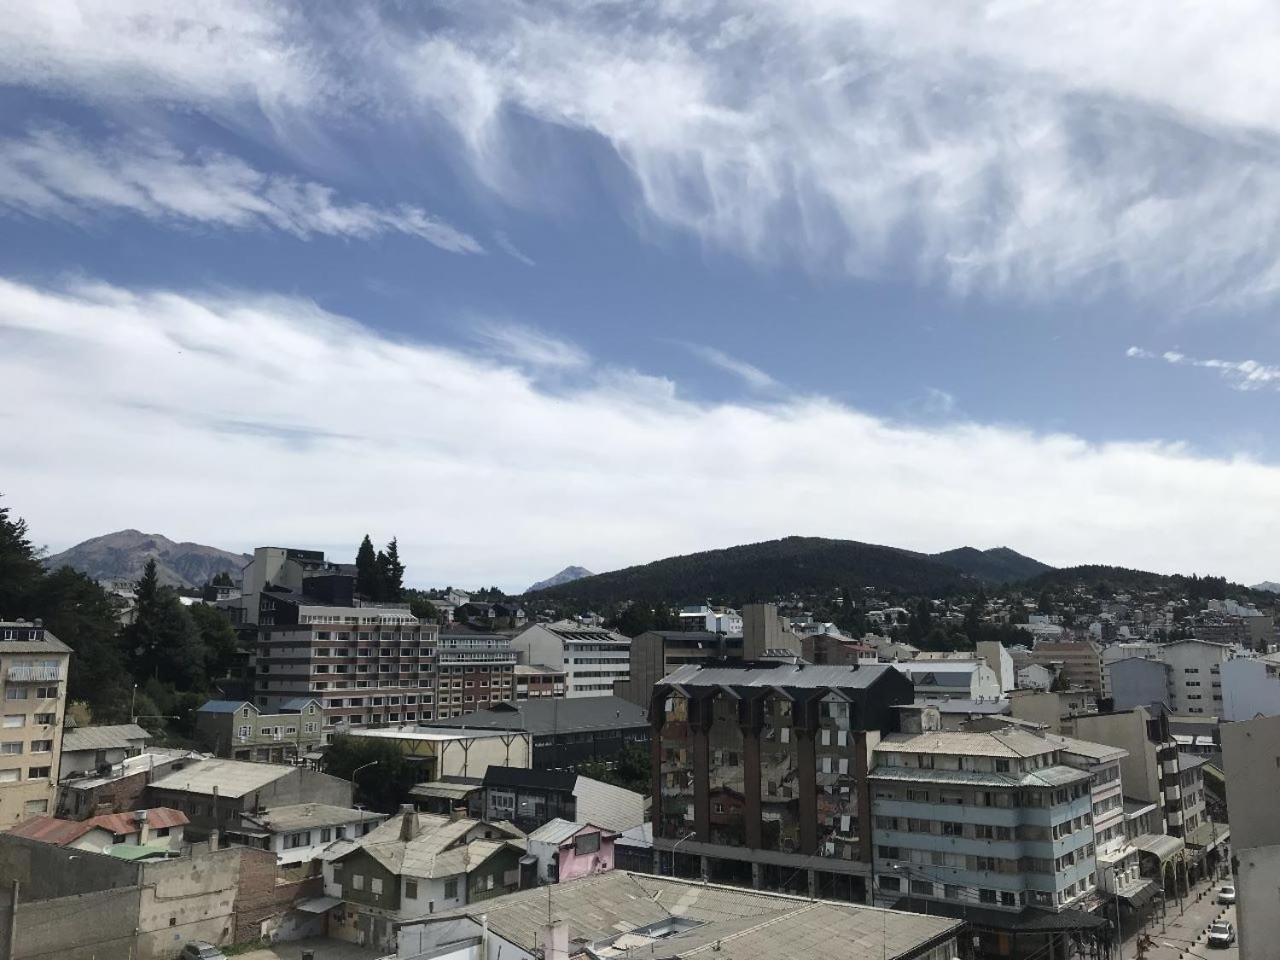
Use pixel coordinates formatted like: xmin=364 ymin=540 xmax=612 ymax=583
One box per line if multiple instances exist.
xmin=346 ymin=811 xmax=525 ymax=879
xmin=879 ymin=728 xmax=1060 ymax=758
xmin=527 ymin=818 xmax=587 ymax=845
xmin=1133 ymin=833 xmax=1185 ymax=861
xmin=1045 ymin=733 xmax=1128 ymax=763
xmin=572 ymin=776 xmax=646 ymax=832
xmin=409 ymin=781 xmax=482 ymax=802
xmin=661 ymin=661 xmax=899 ymax=691
xmin=430 ymin=696 xmax=647 ymax=736
xmin=869 ymin=764 xmax=1090 ymax=789
xmin=419 ymin=872 xmax=960 ymax=960
xmin=61 ymin=724 xmax=151 ymax=753
xmin=147 ymin=758 xmax=294 ymax=798
xmin=197 ymin=700 xmax=253 ymax=715
xmin=241 ymin=803 xmax=383 ymax=833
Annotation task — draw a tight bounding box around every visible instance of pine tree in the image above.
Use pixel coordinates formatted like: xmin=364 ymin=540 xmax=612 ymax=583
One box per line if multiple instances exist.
xmin=378 ymin=538 xmax=405 ymax=602
xmin=0 ymin=498 xmax=45 ymax=616
xmin=356 ymin=535 xmax=380 ymax=599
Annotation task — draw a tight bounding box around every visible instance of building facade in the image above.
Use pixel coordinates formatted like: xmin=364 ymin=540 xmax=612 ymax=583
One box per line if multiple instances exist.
xmin=651 ymin=661 xmax=914 ymax=903
xmin=434 ymin=626 xmax=518 ymax=719
xmin=1158 ymin=639 xmax=1232 ymax=716
xmin=513 ymin=663 xmax=566 ymax=699
xmin=196 ymin=699 xmax=325 ymax=761
xmin=1222 ymin=714 xmax=1280 ymax=960
xmin=510 ymin=622 xmax=631 ymax=698
xmin=1026 ymin=640 xmax=1104 ymax=694
xmin=0 ymin=621 xmax=71 ymax=824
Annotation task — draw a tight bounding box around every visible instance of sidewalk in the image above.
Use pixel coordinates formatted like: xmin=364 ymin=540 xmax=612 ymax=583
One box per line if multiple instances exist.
xmin=1123 ymin=873 xmax=1233 ymax=960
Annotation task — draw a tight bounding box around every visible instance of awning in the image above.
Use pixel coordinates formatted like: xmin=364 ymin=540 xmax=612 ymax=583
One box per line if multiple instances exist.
xmin=1133 ymin=833 xmax=1185 ymax=864
xmin=1116 ymin=880 xmax=1160 ymax=909
xmin=1184 ymin=821 xmax=1230 ymax=852
xmin=295 ymin=896 xmax=343 ymax=914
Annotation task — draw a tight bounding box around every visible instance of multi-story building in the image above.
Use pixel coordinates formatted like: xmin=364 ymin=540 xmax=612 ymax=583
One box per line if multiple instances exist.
xmin=651 ymin=660 xmax=914 ymax=903
xmin=434 ymin=625 xmax=517 ymax=719
xmin=513 ymin=663 xmax=566 ymax=699
xmin=195 ymin=698 xmax=326 ymax=761
xmin=1106 ymin=657 xmax=1171 ymax=713
xmin=254 ymin=602 xmax=439 ymax=735
xmin=870 ymin=727 xmax=1099 ymax=919
xmin=1158 ymin=639 xmax=1233 ymax=716
xmin=1026 ymin=640 xmax=1104 ymax=694
xmin=889 ymin=659 xmax=1003 ymax=700
xmin=510 ymin=621 xmax=631 ymax=698
xmin=0 ymin=620 xmax=71 ymax=824
xmin=1222 ymin=714 xmax=1280 ymax=960
xmin=677 ymin=605 xmax=744 ymax=635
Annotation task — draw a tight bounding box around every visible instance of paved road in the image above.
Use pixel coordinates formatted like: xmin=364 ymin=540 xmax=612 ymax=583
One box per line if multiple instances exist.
xmin=234 ymin=938 xmax=387 ymax=960
xmin=1123 ymin=876 xmax=1236 ymax=960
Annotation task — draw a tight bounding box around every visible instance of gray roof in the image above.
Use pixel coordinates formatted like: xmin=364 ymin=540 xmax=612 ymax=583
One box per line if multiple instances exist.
xmin=147 ymin=758 xmax=294 ymax=798
xmin=198 ymin=700 xmax=253 ymax=715
xmin=346 ymin=811 xmax=525 ymax=879
xmin=409 ymin=781 xmax=482 ymax=802
xmin=1177 ymin=752 xmax=1208 ymax=771
xmin=242 ymin=803 xmax=384 ymax=833
xmin=423 ymin=872 xmax=960 ymax=960
xmin=661 ymin=661 xmax=899 ymax=691
xmin=526 ymin=818 xmax=590 ymax=845
xmin=572 ymin=776 xmax=646 ymax=832
xmin=906 ymin=698 xmax=1009 ymax=714
xmin=430 ymin=696 xmax=647 ymax=735
xmin=61 ymin=724 xmax=151 ymax=753
xmin=870 ymin=764 xmax=1091 ymax=790
xmin=879 ymin=727 xmax=1059 ymax=758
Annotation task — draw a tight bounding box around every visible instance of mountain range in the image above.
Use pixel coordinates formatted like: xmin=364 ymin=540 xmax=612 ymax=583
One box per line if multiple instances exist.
xmin=526 ymin=566 xmax=594 ymax=594
xmin=43 ymin=530 xmax=249 ymax=589
xmin=527 ymin=537 xmax=1052 ymax=605
xmin=1253 ymin=581 xmax=1280 ymax=594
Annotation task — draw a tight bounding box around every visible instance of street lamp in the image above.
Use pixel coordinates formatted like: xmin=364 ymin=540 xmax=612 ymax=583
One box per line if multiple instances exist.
xmin=1107 ymin=864 xmax=1125 ymax=960
xmin=670 ymin=830 xmax=697 ymax=879
xmin=350 ymin=760 xmax=378 ymax=804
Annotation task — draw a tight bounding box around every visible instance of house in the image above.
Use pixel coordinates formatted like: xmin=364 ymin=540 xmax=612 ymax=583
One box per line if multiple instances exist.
xmin=889 ymin=658 xmax=1002 ymax=700
xmin=144 ymin=757 xmax=353 ymax=836
xmin=8 ymin=806 xmax=188 ymax=853
xmin=428 ymin=695 xmax=650 ymax=769
xmin=394 ymin=871 xmax=963 ymax=960
xmin=57 ymin=723 xmax=150 ymax=780
xmin=326 ymin=806 xmax=527 ymax=950
xmin=195 ymin=698 xmax=325 ymax=761
xmin=56 ymin=746 xmax=202 ymax=820
xmin=524 ymin=819 xmax=616 ymax=884
xmin=225 ymin=802 xmax=387 ymax=864
xmin=474 ymin=766 xmax=646 ymax=833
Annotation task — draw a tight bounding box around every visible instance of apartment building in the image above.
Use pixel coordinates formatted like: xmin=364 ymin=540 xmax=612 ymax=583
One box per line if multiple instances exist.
xmin=513 ymin=663 xmax=566 ymax=699
xmin=434 ymin=625 xmax=518 ymax=719
xmin=871 ymin=728 xmax=1099 ymax=916
xmin=0 ymin=620 xmax=71 ymax=824
xmin=510 ymin=621 xmax=630 ymax=698
xmin=652 ymin=660 xmax=914 ymax=903
xmin=889 ymin=659 xmax=1003 ymax=700
xmin=254 ymin=601 xmax=439 ymax=735
xmin=1222 ymin=714 xmax=1280 ymax=960
xmin=1026 ymin=640 xmax=1104 ymax=694
xmin=195 ymin=698 xmax=326 ymax=761
xmin=1158 ymin=639 xmax=1232 ymax=716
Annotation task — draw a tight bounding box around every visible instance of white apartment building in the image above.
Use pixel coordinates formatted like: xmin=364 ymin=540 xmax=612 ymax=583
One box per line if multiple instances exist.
xmin=0 ymin=621 xmax=71 ymax=824
xmin=677 ymin=605 xmax=744 ymax=636
xmin=510 ymin=622 xmax=630 ymax=698
xmin=1159 ymin=639 xmax=1233 ymax=716
xmin=889 ymin=660 xmax=1003 ymax=701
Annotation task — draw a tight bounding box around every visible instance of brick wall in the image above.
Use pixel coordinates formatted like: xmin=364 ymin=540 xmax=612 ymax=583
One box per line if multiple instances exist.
xmin=232 ymin=847 xmax=321 ymax=944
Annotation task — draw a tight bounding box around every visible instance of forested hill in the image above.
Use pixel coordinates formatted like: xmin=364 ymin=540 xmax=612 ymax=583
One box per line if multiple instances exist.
xmin=931 ymin=546 xmax=1053 ymax=584
xmin=528 ymin=536 xmax=1050 ymax=606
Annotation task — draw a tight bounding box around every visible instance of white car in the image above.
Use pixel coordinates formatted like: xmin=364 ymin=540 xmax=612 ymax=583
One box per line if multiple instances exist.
xmin=1208 ymin=921 xmax=1236 ymax=949
xmin=1217 ymin=884 xmax=1237 ymax=905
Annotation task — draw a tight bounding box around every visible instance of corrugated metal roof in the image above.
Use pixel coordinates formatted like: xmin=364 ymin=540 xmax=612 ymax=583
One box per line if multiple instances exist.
xmin=878 ymin=728 xmax=1058 ymax=758
xmin=346 ymin=811 xmax=525 ymax=879
xmin=430 ymin=696 xmax=647 ymax=735
xmin=242 ymin=803 xmax=383 ymax=833
xmin=870 ymin=763 xmax=1090 ymax=789
xmin=7 ymin=816 xmax=96 ymax=845
xmin=61 ymin=724 xmax=151 ymax=753
xmin=1133 ymin=833 xmax=1184 ymax=861
xmin=661 ymin=661 xmax=898 ymax=691
xmin=147 ymin=757 xmax=293 ymax=798
xmin=572 ymin=776 xmax=645 ymax=832
xmin=197 ymin=700 xmax=253 ymax=715
xmin=409 ymin=781 xmax=482 ymax=801
xmin=526 ymin=818 xmax=585 ymax=845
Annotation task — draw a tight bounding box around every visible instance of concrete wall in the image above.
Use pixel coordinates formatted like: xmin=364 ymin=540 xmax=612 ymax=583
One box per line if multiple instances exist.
xmin=1222 ymin=714 xmax=1280 ymax=848
xmin=5 ymin=886 xmax=142 ymax=960
xmin=1235 ymin=842 xmax=1280 ymax=960
xmin=136 ymin=847 xmax=243 ymax=957
xmin=0 ymin=834 xmax=140 ymax=900
xmin=976 ymin=641 xmax=1015 ymax=693
xmin=1072 ymin=711 xmax=1161 ymax=807
xmin=1108 ymin=658 xmax=1170 ymax=712
xmin=1221 ymin=658 xmax=1280 ymax=722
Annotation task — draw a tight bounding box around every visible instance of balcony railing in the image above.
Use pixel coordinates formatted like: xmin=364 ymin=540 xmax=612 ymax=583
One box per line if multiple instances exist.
xmin=7 ymin=663 xmax=61 ymax=682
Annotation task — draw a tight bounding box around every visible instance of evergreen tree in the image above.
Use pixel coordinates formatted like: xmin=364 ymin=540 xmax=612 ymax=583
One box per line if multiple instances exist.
xmin=0 ymin=498 xmax=45 ymax=616
xmin=190 ymin=603 xmax=240 ymax=680
xmin=124 ymin=559 xmax=206 ymax=688
xmin=355 ymin=535 xmax=380 ymax=599
xmin=377 ymin=538 xmax=405 ymax=602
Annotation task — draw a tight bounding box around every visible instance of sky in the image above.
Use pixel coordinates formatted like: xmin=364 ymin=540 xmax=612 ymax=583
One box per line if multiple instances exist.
xmin=3 ymin=1 xmax=1280 ymax=591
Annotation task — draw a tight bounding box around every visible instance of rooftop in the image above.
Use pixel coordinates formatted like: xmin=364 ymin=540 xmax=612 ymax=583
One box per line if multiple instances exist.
xmin=343 ymin=727 xmax=519 ymax=744
xmin=418 ymin=871 xmax=961 ymax=960
xmin=661 ymin=661 xmax=899 ymax=691
xmin=1045 ymin=733 xmax=1128 ymax=763
xmin=241 ymin=803 xmax=384 ymax=833
xmin=8 ymin=807 xmax=188 ymax=846
xmin=430 ymin=696 xmax=647 ymax=735
xmin=878 ymin=727 xmax=1059 ymax=758
xmin=345 ymin=810 xmax=524 ymax=879
xmin=61 ymin=723 xmax=151 ymax=753
xmin=147 ymin=757 xmax=295 ymax=798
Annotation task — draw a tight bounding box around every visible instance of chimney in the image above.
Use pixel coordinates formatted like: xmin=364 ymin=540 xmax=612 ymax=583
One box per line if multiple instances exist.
xmin=542 ymin=921 xmax=568 ymax=960
xmin=135 ymin=808 xmax=150 ymax=845
xmin=450 ymin=806 xmax=465 ymax=822
xmin=208 ymin=829 xmax=219 ymax=851
xmin=399 ymin=804 xmax=420 ymax=841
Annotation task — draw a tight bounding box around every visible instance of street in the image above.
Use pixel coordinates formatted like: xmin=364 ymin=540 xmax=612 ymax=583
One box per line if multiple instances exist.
xmin=1122 ymin=876 xmax=1236 ymax=960
xmin=233 ymin=938 xmax=388 ymax=960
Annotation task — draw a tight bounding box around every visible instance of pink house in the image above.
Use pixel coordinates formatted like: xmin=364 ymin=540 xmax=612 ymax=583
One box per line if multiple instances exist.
xmin=526 ymin=819 xmax=617 ymax=883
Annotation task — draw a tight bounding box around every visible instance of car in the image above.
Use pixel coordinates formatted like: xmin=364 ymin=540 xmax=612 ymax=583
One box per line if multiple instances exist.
xmin=179 ymin=943 xmax=227 ymax=960
xmin=1217 ymin=884 xmax=1237 ymax=904
xmin=1208 ymin=921 xmax=1236 ymax=948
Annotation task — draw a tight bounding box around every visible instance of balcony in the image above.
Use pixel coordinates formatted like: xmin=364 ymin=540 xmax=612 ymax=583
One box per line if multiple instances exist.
xmin=7 ymin=663 xmax=61 ymax=682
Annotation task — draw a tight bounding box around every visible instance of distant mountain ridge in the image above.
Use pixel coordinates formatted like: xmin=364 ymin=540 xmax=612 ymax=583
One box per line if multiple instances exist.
xmin=526 ymin=536 xmax=1052 ymax=605
xmin=44 ymin=530 xmax=249 ymax=589
xmin=527 ymin=566 xmax=594 ymax=593
xmin=1253 ymin=581 xmax=1280 ymax=594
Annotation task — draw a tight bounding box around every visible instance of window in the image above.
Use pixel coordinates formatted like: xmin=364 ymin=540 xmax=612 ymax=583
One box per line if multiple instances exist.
xmin=351 ymin=874 xmax=364 ymax=890
xmin=285 ymin=831 xmax=311 ymax=849
xmin=0 ymin=770 xmax=16 ymax=783
xmin=30 ymin=740 xmax=52 ymax=753
xmin=321 ymin=827 xmax=332 ymax=842
xmin=944 ymin=884 xmax=962 ymax=900
xmin=879 ymin=876 xmax=901 ymax=892
xmin=371 ymin=878 xmax=383 ymax=895
xmin=34 ymin=687 xmax=57 ymax=700
xmin=27 ymin=766 xmax=50 ymax=779
xmin=910 ymin=879 xmax=933 ymax=896
xmin=22 ymin=799 xmax=47 ymax=815
xmin=1 ymin=742 xmax=23 ymax=755
xmin=405 ymin=879 xmax=418 ymax=899
xmin=444 ymin=879 xmax=458 ymax=899
xmin=1 ymin=715 xmax=23 ymax=728
xmin=980 ymin=889 xmax=997 ymax=904
xmin=4 ymin=688 xmax=27 ymax=701
xmin=33 ymin=713 xmax=54 ymax=725
xmin=575 ymin=832 xmax=601 ymax=855
xmin=237 ymin=725 xmax=251 ymax=737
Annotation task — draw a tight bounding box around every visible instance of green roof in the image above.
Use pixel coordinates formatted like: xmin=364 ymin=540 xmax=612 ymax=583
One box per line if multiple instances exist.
xmin=105 ymin=842 xmax=175 ymax=861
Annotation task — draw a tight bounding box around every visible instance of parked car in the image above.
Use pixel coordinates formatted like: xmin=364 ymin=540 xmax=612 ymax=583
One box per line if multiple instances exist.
xmin=1208 ymin=921 xmax=1236 ymax=949
xmin=1217 ymin=884 xmax=1237 ymax=904
xmin=179 ymin=943 xmax=227 ymax=960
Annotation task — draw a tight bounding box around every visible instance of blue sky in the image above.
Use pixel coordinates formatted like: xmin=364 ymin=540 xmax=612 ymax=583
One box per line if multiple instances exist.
xmin=3 ymin=2 xmax=1280 ymax=590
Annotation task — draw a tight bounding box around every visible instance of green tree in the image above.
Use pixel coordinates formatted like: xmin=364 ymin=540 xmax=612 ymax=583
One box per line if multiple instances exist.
xmin=406 ymin=593 xmax=439 ymax=622
xmin=190 ymin=603 xmax=239 ymax=680
xmin=0 ymin=498 xmax=45 ymax=616
xmin=579 ymin=743 xmax=651 ymax=796
xmin=123 ymin=560 xmax=206 ymax=688
xmin=356 ymin=535 xmax=382 ymax=600
xmin=323 ymin=734 xmax=420 ymax=812
xmin=378 ymin=538 xmax=405 ymax=602
xmin=211 ymin=571 xmax=234 ymax=587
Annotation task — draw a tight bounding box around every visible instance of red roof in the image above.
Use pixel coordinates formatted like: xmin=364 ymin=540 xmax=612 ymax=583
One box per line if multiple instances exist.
xmin=7 ymin=808 xmax=188 ymax=846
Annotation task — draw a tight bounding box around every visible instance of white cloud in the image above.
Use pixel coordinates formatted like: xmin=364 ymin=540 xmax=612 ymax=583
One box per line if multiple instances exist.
xmin=1127 ymin=345 xmax=1280 ymax=390
xmin=685 ymin=344 xmax=778 ymax=391
xmin=10 ymin=4 xmax=1280 ymax=302
xmin=0 ymin=127 xmax=482 ymax=253
xmin=472 ymin=320 xmax=589 ymax=370
xmin=5 ymin=275 xmax=1280 ymax=589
